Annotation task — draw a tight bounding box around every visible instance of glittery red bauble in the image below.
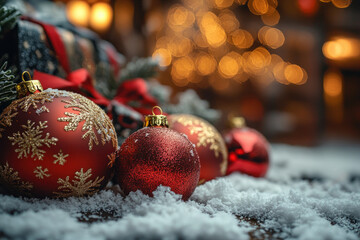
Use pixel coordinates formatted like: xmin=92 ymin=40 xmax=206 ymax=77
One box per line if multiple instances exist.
xmin=224 ymin=127 xmax=270 ymax=177
xmin=168 ymin=114 xmax=228 ymax=184
xmin=117 ymin=127 xmax=200 ymax=200
xmin=0 ymin=90 xmax=118 ymax=198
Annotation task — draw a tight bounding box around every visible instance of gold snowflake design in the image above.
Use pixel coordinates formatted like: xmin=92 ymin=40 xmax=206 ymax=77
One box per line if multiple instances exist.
xmin=53 ymin=149 xmax=69 ymax=165
xmin=0 ymin=104 xmax=18 ymax=138
xmin=107 ymin=152 xmax=117 ymax=168
xmin=34 ymin=166 xmax=50 ymax=179
xmin=57 ymin=93 xmax=117 ymax=150
xmin=17 ymin=90 xmax=68 ymax=112
xmin=0 ymin=162 xmax=33 ymax=195
xmin=8 ymin=120 xmax=58 ymax=160
xmin=54 ymin=168 xmax=104 ymax=197
xmin=170 ymin=115 xmax=228 ymax=174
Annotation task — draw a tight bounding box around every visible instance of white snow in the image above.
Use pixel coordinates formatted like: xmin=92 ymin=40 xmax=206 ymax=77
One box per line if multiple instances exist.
xmin=0 ymin=142 xmax=359 ymax=240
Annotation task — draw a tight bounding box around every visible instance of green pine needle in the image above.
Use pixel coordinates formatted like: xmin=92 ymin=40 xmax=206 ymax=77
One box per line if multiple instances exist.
xmin=0 ymin=4 xmax=21 ymax=38
xmin=119 ymin=57 xmax=160 ymax=83
xmin=0 ymin=60 xmax=17 ymax=104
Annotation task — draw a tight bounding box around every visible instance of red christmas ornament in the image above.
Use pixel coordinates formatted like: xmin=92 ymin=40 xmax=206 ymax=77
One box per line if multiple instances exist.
xmin=0 ymin=72 xmax=118 ymax=198
xmin=168 ymin=114 xmax=228 ymax=184
xmin=224 ymin=117 xmax=270 ymax=178
xmin=117 ymin=107 xmax=200 ymax=200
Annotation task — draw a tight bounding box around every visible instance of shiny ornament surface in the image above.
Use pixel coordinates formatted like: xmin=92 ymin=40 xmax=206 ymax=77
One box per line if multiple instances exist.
xmin=224 ymin=127 xmax=270 ymax=177
xmin=117 ymin=127 xmax=200 ymax=200
xmin=0 ymin=89 xmax=118 ymax=198
xmin=168 ymin=114 xmax=227 ymax=184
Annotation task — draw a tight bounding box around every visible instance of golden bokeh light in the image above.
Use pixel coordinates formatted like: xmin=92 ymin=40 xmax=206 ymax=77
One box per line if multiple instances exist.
xmin=167 ymin=5 xmax=195 ymax=31
xmin=258 ymin=26 xmax=285 ymax=49
xmin=324 ymin=70 xmax=343 ymax=97
xmin=214 ymin=0 xmax=234 ymax=8
xmin=322 ymin=37 xmax=360 ymax=60
xmin=218 ymin=54 xmax=239 ymax=78
xmin=196 ymin=53 xmax=217 ymax=75
xmin=231 ymin=29 xmax=254 ymax=49
xmin=331 ymin=0 xmax=352 ymax=8
xmin=219 ymin=10 xmax=240 ymax=33
xmin=167 ymin=36 xmax=193 ymax=57
xmin=152 ymin=48 xmax=172 ymax=67
xmin=273 ymin=61 xmax=288 ymax=84
xmin=182 ymin=0 xmax=204 ymax=10
xmin=284 ymin=64 xmax=303 ymax=84
xmin=66 ymin=1 xmax=90 ymax=27
xmin=89 ymin=2 xmax=113 ymax=32
xmin=199 ymin=12 xmax=227 ymax=48
xmin=248 ymin=0 xmax=269 ymax=15
xmin=246 ymin=47 xmax=271 ymax=74
xmin=261 ymin=8 xmax=280 ymax=26
xmin=172 ymin=56 xmax=195 ymax=79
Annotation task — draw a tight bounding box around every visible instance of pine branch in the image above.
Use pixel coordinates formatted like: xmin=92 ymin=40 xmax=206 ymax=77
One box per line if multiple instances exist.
xmin=0 ymin=4 xmax=21 ymax=38
xmin=119 ymin=57 xmax=160 ymax=83
xmin=0 ymin=59 xmax=17 ymax=104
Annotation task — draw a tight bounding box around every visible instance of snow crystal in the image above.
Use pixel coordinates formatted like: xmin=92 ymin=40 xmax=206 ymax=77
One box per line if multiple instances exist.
xmin=190 ymin=149 xmax=194 ymax=157
xmin=0 ymin=143 xmax=359 ymax=240
xmin=145 ymin=133 xmax=150 ymax=137
xmin=135 ymin=139 xmax=138 ymax=143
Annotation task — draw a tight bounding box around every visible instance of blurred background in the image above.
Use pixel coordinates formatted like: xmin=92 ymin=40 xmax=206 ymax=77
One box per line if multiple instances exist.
xmin=10 ymin=0 xmax=360 ymax=146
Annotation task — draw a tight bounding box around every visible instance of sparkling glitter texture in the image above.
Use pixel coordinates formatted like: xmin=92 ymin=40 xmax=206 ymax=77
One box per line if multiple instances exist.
xmin=169 ymin=114 xmax=228 ymax=184
xmin=224 ymin=127 xmax=270 ymax=178
xmin=0 ymin=89 xmax=118 ymax=198
xmin=117 ymin=127 xmax=200 ymax=200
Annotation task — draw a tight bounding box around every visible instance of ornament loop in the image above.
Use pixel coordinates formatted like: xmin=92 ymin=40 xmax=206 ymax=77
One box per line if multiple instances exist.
xmin=16 ymin=71 xmax=43 ymax=98
xmin=144 ymin=106 xmax=169 ymax=128
xmin=152 ymin=106 xmax=163 ymax=116
xmin=21 ymin=71 xmax=32 ymax=82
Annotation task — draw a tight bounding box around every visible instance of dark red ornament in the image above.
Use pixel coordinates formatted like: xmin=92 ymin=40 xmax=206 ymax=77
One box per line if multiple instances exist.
xmin=117 ymin=107 xmax=200 ymax=200
xmin=224 ymin=117 xmax=270 ymax=178
xmin=0 ymin=73 xmax=118 ymax=198
xmin=168 ymin=114 xmax=228 ymax=184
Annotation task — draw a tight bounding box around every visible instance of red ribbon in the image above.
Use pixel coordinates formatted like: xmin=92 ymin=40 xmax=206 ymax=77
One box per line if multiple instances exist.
xmin=23 ymin=16 xmax=158 ymax=116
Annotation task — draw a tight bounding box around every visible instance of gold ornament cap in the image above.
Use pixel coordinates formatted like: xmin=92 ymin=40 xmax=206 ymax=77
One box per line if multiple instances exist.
xmin=16 ymin=71 xmax=43 ymax=98
xmin=144 ymin=106 xmax=169 ymax=128
xmin=229 ymin=116 xmax=246 ymax=128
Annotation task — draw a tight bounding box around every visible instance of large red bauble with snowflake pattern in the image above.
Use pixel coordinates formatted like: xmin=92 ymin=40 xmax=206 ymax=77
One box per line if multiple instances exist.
xmin=168 ymin=114 xmax=228 ymax=184
xmin=224 ymin=127 xmax=270 ymax=178
xmin=0 ymin=89 xmax=118 ymax=198
xmin=117 ymin=108 xmax=200 ymax=200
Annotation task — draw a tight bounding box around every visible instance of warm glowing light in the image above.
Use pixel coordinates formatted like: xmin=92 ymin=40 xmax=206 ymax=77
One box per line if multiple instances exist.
xmin=183 ymin=0 xmax=204 ymax=10
xmin=273 ymin=61 xmax=288 ymax=84
xmin=152 ymin=48 xmax=172 ymax=67
xmin=172 ymin=56 xmax=195 ymax=79
xmin=214 ymin=0 xmax=234 ymax=9
xmin=219 ymin=10 xmax=239 ymax=33
xmin=236 ymin=0 xmax=248 ymax=5
xmin=89 ymin=2 xmax=113 ymax=32
xmin=167 ymin=37 xmax=193 ymax=57
xmin=167 ymin=5 xmax=195 ymax=31
xmin=247 ymin=47 xmax=271 ymax=72
xmin=322 ymin=37 xmax=360 ymax=60
xmin=199 ymin=12 xmax=227 ymax=48
xmin=258 ymin=26 xmax=285 ymax=49
xmin=284 ymin=64 xmax=303 ymax=84
xmin=261 ymin=8 xmax=280 ymax=26
xmin=196 ymin=53 xmax=217 ymax=75
xmin=218 ymin=55 xmax=239 ymax=78
xmin=324 ymin=70 xmax=343 ymax=97
xmin=332 ymin=0 xmax=351 ymax=8
xmin=66 ymin=1 xmax=90 ymax=27
xmin=248 ymin=0 xmax=269 ymax=15
xmin=231 ymin=29 xmax=254 ymax=49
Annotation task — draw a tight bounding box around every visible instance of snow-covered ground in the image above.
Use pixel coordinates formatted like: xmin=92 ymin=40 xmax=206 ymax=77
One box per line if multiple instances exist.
xmin=0 ymin=143 xmax=359 ymax=240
